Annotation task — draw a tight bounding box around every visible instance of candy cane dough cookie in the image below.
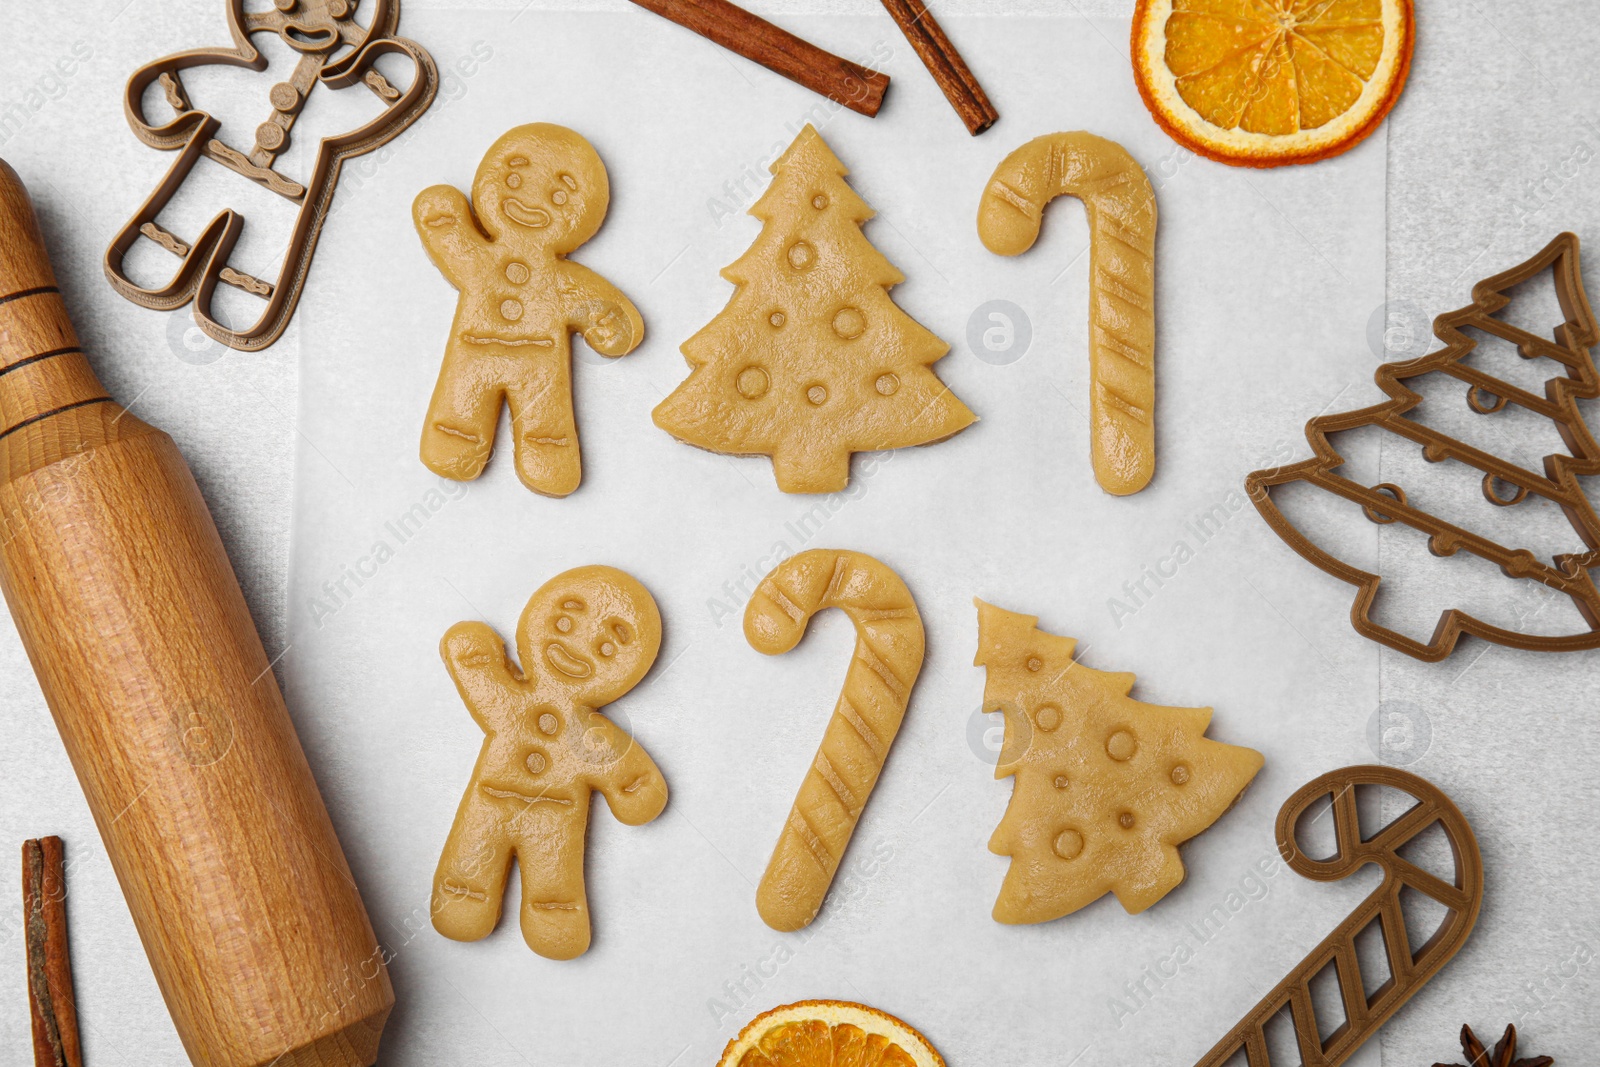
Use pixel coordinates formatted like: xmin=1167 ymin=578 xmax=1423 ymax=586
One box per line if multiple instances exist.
xmin=745 ymin=550 xmax=925 ymax=931
xmin=978 ymin=132 xmax=1158 ymax=495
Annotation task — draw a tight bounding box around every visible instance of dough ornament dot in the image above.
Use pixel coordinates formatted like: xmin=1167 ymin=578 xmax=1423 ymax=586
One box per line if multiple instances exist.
xmin=786 ymin=240 xmax=816 ymax=270
xmin=1026 ymin=656 xmax=1043 ymax=672
xmin=599 ymin=641 xmax=616 ymax=656
xmin=1053 ymin=829 xmax=1084 ymax=860
xmin=555 ymin=616 xmax=572 ymax=633
xmin=553 ymin=189 xmax=569 ymax=205
xmin=1171 ymin=764 xmax=1191 ymax=785
xmin=806 ymin=383 xmax=829 ymax=406
xmin=500 ymin=299 xmax=524 ymax=321
xmin=1034 ymin=703 xmax=1061 ymax=732
xmin=736 ymin=366 xmax=769 ymax=400
xmin=525 ymin=751 xmax=547 ymax=774
xmin=832 ymin=306 xmax=865 ymax=339
xmin=505 ymin=261 xmax=530 ymax=284
xmin=1118 ymin=811 xmax=1136 ymax=829
xmin=875 ymin=373 xmax=899 ymax=396
xmin=812 ymin=193 xmax=829 ymax=209
xmin=1106 ymin=729 xmax=1137 ymax=762
xmin=505 ymin=172 xmax=522 ymax=189
xmin=1053 ymin=775 xmax=1070 ymax=790
xmin=768 ymin=311 xmax=786 ymax=328
xmin=537 ymin=712 xmax=558 ymax=735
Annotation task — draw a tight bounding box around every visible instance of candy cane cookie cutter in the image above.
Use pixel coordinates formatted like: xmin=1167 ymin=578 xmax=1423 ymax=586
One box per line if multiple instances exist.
xmin=744 ymin=549 xmax=924 ymax=931
xmin=104 ymin=0 xmax=438 ymax=352
xmin=978 ymin=132 xmax=1158 ymax=496
xmin=1196 ymin=765 xmax=1483 ymax=1067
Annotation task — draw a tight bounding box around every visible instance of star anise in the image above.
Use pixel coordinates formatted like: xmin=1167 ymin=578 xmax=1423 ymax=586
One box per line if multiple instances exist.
xmin=1433 ymin=1024 xmax=1552 ymax=1067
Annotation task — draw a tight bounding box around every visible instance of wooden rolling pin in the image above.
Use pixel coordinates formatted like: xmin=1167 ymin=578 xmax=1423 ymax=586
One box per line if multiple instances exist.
xmin=0 ymin=160 xmax=392 ymax=1064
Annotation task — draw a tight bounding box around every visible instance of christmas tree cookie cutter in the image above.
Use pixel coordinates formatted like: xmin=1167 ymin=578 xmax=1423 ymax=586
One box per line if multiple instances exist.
xmin=1197 ymin=765 xmax=1482 ymax=1067
xmin=1247 ymin=232 xmax=1600 ymax=661
xmin=104 ymin=0 xmax=438 ymax=352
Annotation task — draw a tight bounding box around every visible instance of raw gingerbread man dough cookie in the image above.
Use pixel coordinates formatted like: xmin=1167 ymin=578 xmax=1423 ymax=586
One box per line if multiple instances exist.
xmin=414 ymin=124 xmax=644 ymax=497
xmin=432 ymin=566 xmax=667 ymax=959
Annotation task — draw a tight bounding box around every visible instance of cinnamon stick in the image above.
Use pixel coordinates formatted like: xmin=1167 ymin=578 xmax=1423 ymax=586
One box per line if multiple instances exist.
xmin=626 ymin=0 xmax=890 ymax=117
xmin=24 ymin=837 xmax=83 ymax=1067
xmin=878 ymin=0 xmax=998 ymax=134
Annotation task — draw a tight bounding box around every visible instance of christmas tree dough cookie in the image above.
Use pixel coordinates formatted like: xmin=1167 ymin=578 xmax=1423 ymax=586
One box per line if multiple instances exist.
xmin=414 ymin=124 xmax=644 ymax=497
xmin=975 ymin=600 xmax=1262 ymax=923
xmin=432 ymin=566 xmax=667 ymax=959
xmin=653 ymin=125 xmax=975 ymax=493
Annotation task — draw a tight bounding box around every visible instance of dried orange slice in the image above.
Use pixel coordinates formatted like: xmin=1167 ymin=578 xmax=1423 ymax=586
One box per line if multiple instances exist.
xmin=717 ymin=1000 xmax=945 ymax=1067
xmin=1132 ymin=0 xmax=1414 ymax=167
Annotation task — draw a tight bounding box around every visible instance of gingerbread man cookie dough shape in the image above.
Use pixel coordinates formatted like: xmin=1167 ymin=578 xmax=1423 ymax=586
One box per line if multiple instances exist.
xmin=105 ymin=0 xmax=438 ymax=351
xmin=976 ymin=600 xmax=1260 ymax=922
xmin=415 ymin=124 xmax=644 ymax=497
xmin=432 ymin=566 xmax=666 ymax=959
xmin=654 ymin=125 xmax=975 ymax=494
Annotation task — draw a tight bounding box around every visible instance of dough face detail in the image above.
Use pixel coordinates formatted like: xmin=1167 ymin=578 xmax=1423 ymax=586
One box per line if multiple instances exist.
xmin=979 ymin=132 xmax=1157 ymax=495
xmin=745 ymin=550 xmax=925 ymax=930
xmin=414 ymin=124 xmax=644 ymax=497
xmin=975 ymin=600 xmax=1262 ymax=923
xmin=654 ymin=125 xmax=975 ymax=494
xmin=431 ymin=566 xmax=666 ymax=960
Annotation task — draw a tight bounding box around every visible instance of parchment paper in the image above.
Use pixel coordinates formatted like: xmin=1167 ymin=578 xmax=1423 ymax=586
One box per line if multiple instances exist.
xmin=287 ymin=8 xmax=1390 ymax=1065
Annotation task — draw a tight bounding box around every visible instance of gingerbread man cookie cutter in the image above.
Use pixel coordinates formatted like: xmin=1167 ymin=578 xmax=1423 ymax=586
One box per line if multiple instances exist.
xmin=744 ymin=549 xmax=924 ymax=931
xmin=105 ymin=0 xmax=438 ymax=352
xmin=1197 ymin=765 xmax=1482 ymax=1067
xmin=1246 ymin=232 xmax=1600 ymax=660
xmin=979 ymin=132 xmax=1158 ymax=496
xmin=431 ymin=566 xmax=667 ymax=960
